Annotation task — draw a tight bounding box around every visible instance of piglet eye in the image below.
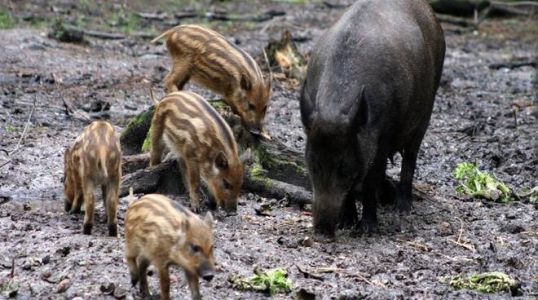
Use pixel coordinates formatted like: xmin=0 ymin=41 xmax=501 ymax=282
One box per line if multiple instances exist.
xmin=248 ymin=102 xmax=255 ymax=111
xmin=222 ymin=180 xmax=232 ymax=190
xmin=190 ymin=244 xmax=201 ymax=253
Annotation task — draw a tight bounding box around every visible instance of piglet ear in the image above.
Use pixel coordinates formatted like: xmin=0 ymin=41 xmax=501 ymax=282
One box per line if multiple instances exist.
xmin=214 ymin=152 xmax=229 ymax=170
xmin=182 ymin=219 xmax=190 ymax=232
xmin=240 ymin=74 xmax=252 ymax=91
xmin=204 ymin=212 xmax=214 ymax=228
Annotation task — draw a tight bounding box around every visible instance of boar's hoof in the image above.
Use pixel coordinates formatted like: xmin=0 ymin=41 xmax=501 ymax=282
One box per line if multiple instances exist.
xmin=108 ymin=224 xmax=118 ymax=237
xmin=358 ymin=218 xmax=378 ymax=235
xmin=395 ymin=194 xmax=412 ymax=215
xmin=338 ymin=209 xmax=358 ymax=230
xmin=83 ymin=223 xmax=93 ymax=235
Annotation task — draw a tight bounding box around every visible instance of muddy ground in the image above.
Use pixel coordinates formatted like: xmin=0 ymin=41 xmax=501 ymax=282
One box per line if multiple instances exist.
xmin=0 ymin=0 xmax=537 ymax=299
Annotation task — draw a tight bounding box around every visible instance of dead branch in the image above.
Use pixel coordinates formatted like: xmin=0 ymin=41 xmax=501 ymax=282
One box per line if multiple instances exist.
xmin=83 ymin=30 xmax=126 ymax=40
xmin=489 ymin=59 xmax=537 ymax=70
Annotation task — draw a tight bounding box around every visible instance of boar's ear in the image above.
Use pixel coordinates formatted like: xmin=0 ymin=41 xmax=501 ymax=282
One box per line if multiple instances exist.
xmin=240 ymin=74 xmax=252 ymax=91
xmin=204 ymin=212 xmax=214 ymax=228
xmin=349 ymin=85 xmax=368 ymax=130
xmin=214 ymin=152 xmax=229 ymax=170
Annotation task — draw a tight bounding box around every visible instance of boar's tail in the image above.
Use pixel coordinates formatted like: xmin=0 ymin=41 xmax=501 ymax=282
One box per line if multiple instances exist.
xmin=150 ymin=27 xmax=176 ymax=44
xmin=97 ymin=148 xmax=108 ymax=178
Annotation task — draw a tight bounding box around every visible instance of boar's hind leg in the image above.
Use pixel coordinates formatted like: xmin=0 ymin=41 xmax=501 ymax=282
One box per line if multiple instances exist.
xmin=338 ymin=192 xmax=358 ymax=229
xmin=105 ymin=177 xmax=119 ymax=237
xmin=398 ymin=140 xmax=422 ymax=213
xmin=126 ymin=253 xmax=139 ymax=287
xmin=138 ymin=257 xmax=151 ymax=298
xmin=82 ymin=181 xmax=96 ymax=235
xmin=164 ymin=60 xmax=191 ymax=93
xmin=182 ymin=160 xmax=201 ymax=213
xmin=157 ymin=264 xmax=171 ymax=300
xmin=186 ymin=270 xmax=202 ymax=300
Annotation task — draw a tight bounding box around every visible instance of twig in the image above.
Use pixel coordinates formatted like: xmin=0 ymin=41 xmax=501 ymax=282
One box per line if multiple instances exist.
xmin=9 ymin=96 xmax=36 ymax=156
xmin=489 ymin=60 xmax=537 ymax=70
xmin=449 ymin=239 xmax=476 ymax=252
xmin=10 ymin=258 xmax=15 ymax=278
xmin=396 ymin=239 xmax=431 ymax=252
xmin=295 ymin=265 xmax=324 ymax=281
xmin=456 ymin=217 xmax=464 ymax=243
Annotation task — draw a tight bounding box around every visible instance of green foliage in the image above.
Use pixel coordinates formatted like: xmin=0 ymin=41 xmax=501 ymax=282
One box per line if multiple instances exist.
xmin=447 ymin=272 xmax=519 ymax=294
xmin=0 ymin=9 xmax=14 ymax=29
xmin=452 ymin=162 xmax=512 ymax=202
xmin=4 ymin=123 xmax=16 ymax=133
xmin=141 ymin=130 xmax=151 ymax=153
xmin=229 ymin=267 xmax=293 ymax=296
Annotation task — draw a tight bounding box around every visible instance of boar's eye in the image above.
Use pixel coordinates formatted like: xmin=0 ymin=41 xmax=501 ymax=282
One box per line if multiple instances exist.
xmin=222 ymin=180 xmax=232 ymax=190
xmin=190 ymin=244 xmax=201 ymax=253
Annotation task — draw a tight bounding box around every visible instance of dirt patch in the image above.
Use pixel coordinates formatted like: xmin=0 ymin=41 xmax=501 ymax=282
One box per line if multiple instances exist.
xmin=1 ymin=1 xmax=537 ymax=299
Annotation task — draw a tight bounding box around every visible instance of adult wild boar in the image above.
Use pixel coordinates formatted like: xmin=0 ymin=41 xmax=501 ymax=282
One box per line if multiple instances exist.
xmin=300 ymin=0 xmax=445 ymax=236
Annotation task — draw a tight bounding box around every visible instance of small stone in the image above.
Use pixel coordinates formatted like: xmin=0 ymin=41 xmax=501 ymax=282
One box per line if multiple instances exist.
xmin=301 ymin=236 xmax=314 ymax=247
xmin=23 ymin=203 xmax=32 ymax=211
xmin=100 ymin=282 xmax=115 ymax=295
xmin=113 ymin=285 xmax=128 ymax=299
xmin=57 ymin=279 xmax=71 ymax=293
xmin=438 ymin=221 xmax=453 ymax=236
xmin=42 ymin=255 xmax=50 ymax=265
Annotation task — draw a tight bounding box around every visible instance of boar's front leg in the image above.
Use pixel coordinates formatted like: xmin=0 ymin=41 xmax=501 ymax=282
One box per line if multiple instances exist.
xmin=359 ymin=156 xmax=388 ymax=233
xmin=185 ymin=270 xmax=202 ymax=300
xmin=338 ymin=191 xmax=358 ymax=229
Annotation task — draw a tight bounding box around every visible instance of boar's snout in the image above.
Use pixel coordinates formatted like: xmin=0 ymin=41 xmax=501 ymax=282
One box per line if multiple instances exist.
xmin=312 ymin=192 xmax=345 ymax=237
xmin=224 ymin=200 xmax=238 ymax=215
xmin=198 ymin=262 xmax=215 ymax=281
xmin=202 ymin=272 xmax=214 ymax=282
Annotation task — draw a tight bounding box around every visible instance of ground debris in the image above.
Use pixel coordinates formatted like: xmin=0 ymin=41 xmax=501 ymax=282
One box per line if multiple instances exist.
xmin=228 ymin=267 xmax=292 ymax=296
xmin=446 ymin=272 xmax=520 ymax=295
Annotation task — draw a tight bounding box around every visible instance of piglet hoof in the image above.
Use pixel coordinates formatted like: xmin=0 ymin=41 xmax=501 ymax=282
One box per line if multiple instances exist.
xmin=83 ymin=223 xmax=93 ymax=235
xmin=108 ymin=224 xmax=118 ymax=237
xmin=191 ymin=204 xmax=201 ymax=214
xmin=358 ymin=218 xmax=378 ymax=235
xmin=130 ymin=277 xmax=138 ymax=287
xmin=64 ymin=202 xmax=72 ymax=212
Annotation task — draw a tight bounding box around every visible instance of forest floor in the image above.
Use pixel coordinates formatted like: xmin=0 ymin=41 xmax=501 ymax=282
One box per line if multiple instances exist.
xmin=0 ymin=0 xmax=537 ymax=299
